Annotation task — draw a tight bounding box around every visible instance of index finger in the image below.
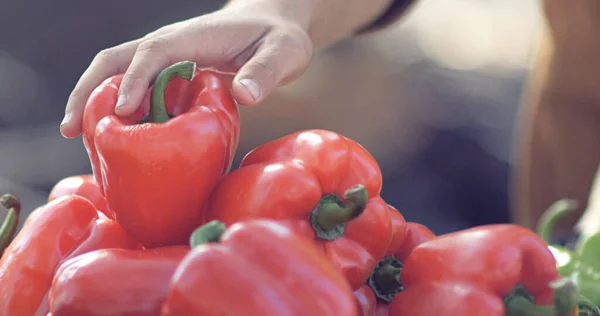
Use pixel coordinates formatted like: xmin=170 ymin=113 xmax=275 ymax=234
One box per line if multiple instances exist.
xmin=60 ymin=40 xmax=140 ymax=138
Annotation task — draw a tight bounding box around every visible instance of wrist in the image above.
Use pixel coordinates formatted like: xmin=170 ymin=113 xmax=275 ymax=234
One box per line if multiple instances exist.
xmin=223 ymin=0 xmax=317 ymax=31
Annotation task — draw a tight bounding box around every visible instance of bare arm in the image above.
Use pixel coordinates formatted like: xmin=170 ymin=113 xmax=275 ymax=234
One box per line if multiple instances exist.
xmin=512 ymin=1 xmax=600 ymax=233
xmin=60 ymin=0 xmax=414 ymax=137
xmin=305 ymin=0 xmax=405 ymax=49
xmin=225 ymin=0 xmax=414 ymax=49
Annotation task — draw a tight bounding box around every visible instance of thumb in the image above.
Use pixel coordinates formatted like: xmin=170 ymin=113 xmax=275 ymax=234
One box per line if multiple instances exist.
xmin=232 ymin=29 xmax=313 ymax=106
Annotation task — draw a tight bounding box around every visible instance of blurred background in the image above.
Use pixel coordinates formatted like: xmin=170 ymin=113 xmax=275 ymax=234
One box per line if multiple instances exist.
xmin=0 ymin=0 xmax=543 ymax=234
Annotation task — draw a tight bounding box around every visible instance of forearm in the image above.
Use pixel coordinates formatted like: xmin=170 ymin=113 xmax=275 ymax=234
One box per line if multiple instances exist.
xmin=512 ymin=78 xmax=600 ymax=232
xmin=304 ymin=0 xmax=399 ymax=49
xmin=512 ymin=5 xmax=600 ymax=232
xmin=225 ymin=0 xmax=411 ymax=50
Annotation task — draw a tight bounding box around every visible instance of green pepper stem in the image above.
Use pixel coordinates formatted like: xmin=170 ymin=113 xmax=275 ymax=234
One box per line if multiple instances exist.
xmin=578 ymin=295 xmax=600 ymax=316
xmin=309 ymin=184 xmax=368 ymax=241
xmin=505 ymin=295 xmax=556 ymax=316
xmin=367 ymin=256 xmax=404 ymax=303
xmin=0 ymin=194 xmax=21 ymax=255
xmin=551 ymin=278 xmax=580 ymax=316
xmin=373 ymin=265 xmax=402 ymax=294
xmin=504 ymin=279 xmax=578 ymax=316
xmin=148 ymin=61 xmax=197 ymax=123
xmin=536 ymin=199 xmax=578 ymax=243
xmin=190 ymin=220 xmax=226 ymax=248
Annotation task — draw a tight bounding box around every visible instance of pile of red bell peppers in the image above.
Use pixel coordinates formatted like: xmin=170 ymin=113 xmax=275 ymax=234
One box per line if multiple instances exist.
xmin=0 ymin=61 xmax=594 ymax=316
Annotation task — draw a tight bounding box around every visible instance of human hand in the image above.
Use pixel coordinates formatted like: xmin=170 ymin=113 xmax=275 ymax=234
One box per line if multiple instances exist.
xmin=60 ymin=0 xmax=314 ymax=138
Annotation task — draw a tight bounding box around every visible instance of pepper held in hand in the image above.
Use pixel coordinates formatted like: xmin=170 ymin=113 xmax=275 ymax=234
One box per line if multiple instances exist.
xmin=162 ymin=220 xmax=357 ymax=316
xmin=205 ymin=129 xmax=402 ymax=289
xmin=389 ymin=224 xmax=578 ymax=316
xmin=83 ymin=61 xmax=240 ymax=248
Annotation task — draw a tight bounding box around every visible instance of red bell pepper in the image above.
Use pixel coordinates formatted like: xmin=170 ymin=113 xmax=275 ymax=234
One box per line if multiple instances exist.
xmin=388 ymin=224 xmax=578 ymax=316
xmin=161 ymin=220 xmax=357 ymax=316
xmin=48 ymin=174 xmax=112 ymax=219
xmin=392 ymin=222 xmax=436 ymax=261
xmin=37 ymin=217 xmax=143 ymax=315
xmin=49 ymin=246 xmax=188 ymax=316
xmin=354 ymin=207 xmax=407 ymax=316
xmin=82 ymin=61 xmax=240 ymax=248
xmin=355 ymin=221 xmax=436 ymax=316
xmin=383 ymin=206 xmax=408 ymax=258
xmin=0 ymin=195 xmax=140 ymax=315
xmin=205 ymin=129 xmax=401 ymax=290
xmin=354 ymin=285 xmax=391 ymax=316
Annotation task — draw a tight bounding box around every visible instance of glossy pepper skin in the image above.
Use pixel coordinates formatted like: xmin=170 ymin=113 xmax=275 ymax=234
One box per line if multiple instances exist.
xmin=0 ymin=195 xmax=96 ymax=315
xmin=49 ymin=246 xmax=188 ymax=316
xmin=0 ymin=194 xmax=141 ymax=316
xmin=388 ymin=224 xmax=578 ymax=316
xmin=36 ymin=217 xmax=143 ymax=316
xmin=354 ymin=285 xmax=390 ymax=316
xmin=48 ymin=174 xmax=112 ymax=219
xmin=355 ymin=221 xmax=436 ymax=316
xmin=161 ymin=220 xmax=358 ymax=316
xmin=393 ymin=222 xmax=436 ymax=261
xmin=205 ymin=129 xmax=401 ymax=290
xmin=384 ymin=207 xmax=409 ymax=258
xmin=538 ymin=199 xmax=600 ymax=310
xmin=82 ymin=61 xmax=240 ymax=248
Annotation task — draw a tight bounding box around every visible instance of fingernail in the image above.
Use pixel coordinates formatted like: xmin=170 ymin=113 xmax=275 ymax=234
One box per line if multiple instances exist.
xmin=60 ymin=113 xmax=71 ymax=126
xmin=115 ymin=94 xmax=127 ymax=109
xmin=238 ymin=78 xmax=260 ymax=101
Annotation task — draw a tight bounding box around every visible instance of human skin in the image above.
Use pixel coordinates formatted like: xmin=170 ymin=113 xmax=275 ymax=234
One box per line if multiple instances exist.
xmin=511 ymin=1 xmax=600 ymax=234
xmin=59 ymin=0 xmax=401 ymax=138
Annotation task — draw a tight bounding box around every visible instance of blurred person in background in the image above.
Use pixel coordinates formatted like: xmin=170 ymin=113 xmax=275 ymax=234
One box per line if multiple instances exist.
xmin=5 ymin=0 xmax=598 ymax=236
xmin=513 ymin=2 xmax=600 ymax=238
